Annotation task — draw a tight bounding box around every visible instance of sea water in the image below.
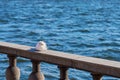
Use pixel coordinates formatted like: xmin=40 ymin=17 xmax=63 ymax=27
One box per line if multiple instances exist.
xmin=0 ymin=0 xmax=120 ymax=80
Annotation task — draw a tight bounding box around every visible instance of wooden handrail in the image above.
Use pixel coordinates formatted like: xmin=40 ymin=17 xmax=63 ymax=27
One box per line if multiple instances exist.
xmin=0 ymin=41 xmax=120 ymax=80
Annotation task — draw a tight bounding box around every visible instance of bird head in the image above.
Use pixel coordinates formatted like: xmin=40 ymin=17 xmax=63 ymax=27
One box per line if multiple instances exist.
xmin=35 ymin=41 xmax=47 ymax=51
xmin=39 ymin=41 xmax=46 ymax=46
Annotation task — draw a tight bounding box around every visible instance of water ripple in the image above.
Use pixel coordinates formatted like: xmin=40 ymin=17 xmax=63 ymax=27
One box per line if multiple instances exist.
xmin=0 ymin=0 xmax=120 ymax=80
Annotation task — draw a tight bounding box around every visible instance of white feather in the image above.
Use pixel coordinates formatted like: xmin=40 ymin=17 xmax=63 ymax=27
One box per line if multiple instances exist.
xmin=35 ymin=41 xmax=47 ymax=51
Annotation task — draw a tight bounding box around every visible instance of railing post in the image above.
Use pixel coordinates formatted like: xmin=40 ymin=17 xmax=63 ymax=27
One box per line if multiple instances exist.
xmin=58 ymin=66 xmax=69 ymax=80
xmin=6 ymin=55 xmax=20 ymax=80
xmin=28 ymin=60 xmax=44 ymax=80
xmin=91 ymin=73 xmax=102 ymax=80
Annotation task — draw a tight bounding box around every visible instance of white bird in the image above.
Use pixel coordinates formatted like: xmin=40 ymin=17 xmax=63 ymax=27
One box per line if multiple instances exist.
xmin=35 ymin=41 xmax=47 ymax=51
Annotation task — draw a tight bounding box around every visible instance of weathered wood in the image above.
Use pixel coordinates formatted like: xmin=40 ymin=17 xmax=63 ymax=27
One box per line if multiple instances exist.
xmin=6 ymin=55 xmax=20 ymax=80
xmin=58 ymin=66 xmax=69 ymax=80
xmin=0 ymin=41 xmax=120 ymax=78
xmin=28 ymin=60 xmax=44 ymax=80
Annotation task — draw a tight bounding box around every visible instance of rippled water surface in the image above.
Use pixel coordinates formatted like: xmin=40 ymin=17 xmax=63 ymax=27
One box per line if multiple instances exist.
xmin=0 ymin=0 xmax=120 ymax=80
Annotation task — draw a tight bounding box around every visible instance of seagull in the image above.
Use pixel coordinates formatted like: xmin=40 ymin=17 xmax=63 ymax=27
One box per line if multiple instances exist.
xmin=35 ymin=41 xmax=47 ymax=51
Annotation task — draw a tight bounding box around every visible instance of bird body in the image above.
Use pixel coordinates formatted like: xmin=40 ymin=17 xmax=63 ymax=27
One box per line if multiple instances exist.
xmin=35 ymin=41 xmax=47 ymax=51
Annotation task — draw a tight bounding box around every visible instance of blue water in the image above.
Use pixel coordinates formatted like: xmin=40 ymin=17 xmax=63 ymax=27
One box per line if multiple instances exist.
xmin=0 ymin=0 xmax=120 ymax=80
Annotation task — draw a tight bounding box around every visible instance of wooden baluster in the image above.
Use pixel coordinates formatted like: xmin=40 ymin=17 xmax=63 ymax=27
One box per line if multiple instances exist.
xmin=58 ymin=66 xmax=69 ymax=80
xmin=6 ymin=55 xmax=20 ymax=80
xmin=91 ymin=73 xmax=102 ymax=80
xmin=28 ymin=60 xmax=44 ymax=80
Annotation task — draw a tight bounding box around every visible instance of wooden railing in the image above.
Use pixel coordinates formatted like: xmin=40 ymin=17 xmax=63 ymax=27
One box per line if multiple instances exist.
xmin=0 ymin=41 xmax=120 ymax=80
